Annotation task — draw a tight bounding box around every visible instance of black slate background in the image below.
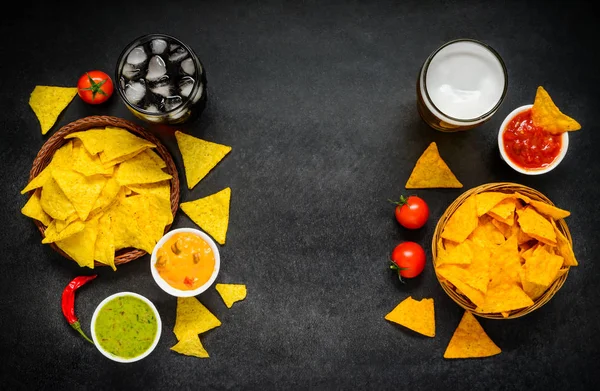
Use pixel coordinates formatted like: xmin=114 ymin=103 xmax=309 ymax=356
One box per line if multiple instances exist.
xmin=1 ymin=1 xmax=599 ymax=390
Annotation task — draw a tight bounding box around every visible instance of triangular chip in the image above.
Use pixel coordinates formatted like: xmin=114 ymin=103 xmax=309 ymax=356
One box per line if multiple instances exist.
xmin=29 ymin=86 xmax=77 ymax=135
xmin=437 ymin=239 xmax=472 ymax=267
xmin=476 ymin=271 xmax=534 ymax=314
xmin=516 ymin=206 xmax=557 ymax=245
xmin=550 ymin=219 xmax=578 ymax=267
xmin=115 ymin=151 xmax=172 ymax=186
xmin=489 ymin=235 xmax=521 ymax=285
xmin=523 ymin=245 xmax=563 ymax=288
xmin=94 ymin=214 xmax=116 ymax=271
xmin=405 ymin=142 xmax=462 ymax=189
xmin=443 ymin=311 xmax=501 ymax=359
xmin=215 ymin=283 xmax=247 ymax=308
xmin=42 ymin=219 xmax=85 ymax=244
xmin=468 ymin=216 xmax=505 ymax=247
xmin=65 ymin=127 xmax=155 ymax=161
xmin=528 ymin=199 xmax=570 ymax=220
xmin=170 ymin=335 xmax=209 ymax=358
xmin=180 ymin=187 xmax=231 ymax=245
xmin=475 ymin=192 xmax=512 ymax=217
xmin=21 ymin=141 xmax=74 ymax=194
xmin=175 ymin=130 xmax=232 ymax=189
xmin=488 ymin=198 xmax=517 ymax=221
xmin=437 ymin=266 xmax=486 ymax=308
xmin=531 ymin=86 xmax=581 ymax=134
xmin=145 ymin=149 xmax=167 ymax=168
xmin=72 ymin=141 xmax=114 ymax=177
xmin=436 ymin=239 xmax=490 ymax=294
xmin=173 ymin=297 xmax=222 ymax=341
xmin=40 ymin=178 xmax=76 ymax=221
xmin=441 ymin=195 xmax=478 ymax=243
xmin=21 ymin=191 xmax=52 ymax=226
xmin=127 ymin=181 xmax=171 ymax=202
xmin=55 ymin=217 xmax=99 ymax=269
xmin=384 ymin=296 xmax=435 ymax=337
xmin=52 ymin=169 xmax=106 ymax=221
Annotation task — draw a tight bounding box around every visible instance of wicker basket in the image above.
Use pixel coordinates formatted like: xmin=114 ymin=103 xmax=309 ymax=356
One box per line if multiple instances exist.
xmin=432 ymin=182 xmax=572 ymax=319
xmin=25 ymin=115 xmax=180 ymax=267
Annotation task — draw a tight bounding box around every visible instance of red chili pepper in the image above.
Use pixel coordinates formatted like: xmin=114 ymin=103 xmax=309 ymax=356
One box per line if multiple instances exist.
xmin=61 ymin=275 xmax=97 ymax=344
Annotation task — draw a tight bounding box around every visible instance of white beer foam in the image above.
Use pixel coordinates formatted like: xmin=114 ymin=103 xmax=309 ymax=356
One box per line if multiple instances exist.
xmin=425 ymin=41 xmax=505 ymax=120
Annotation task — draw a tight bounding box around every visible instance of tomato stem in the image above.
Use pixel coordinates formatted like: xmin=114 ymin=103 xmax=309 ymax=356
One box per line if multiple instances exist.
xmin=388 ymin=195 xmax=408 ymax=207
xmin=81 ymin=72 xmax=108 ymax=100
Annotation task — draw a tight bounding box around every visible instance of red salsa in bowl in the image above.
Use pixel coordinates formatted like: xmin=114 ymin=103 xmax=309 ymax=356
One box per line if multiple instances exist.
xmin=499 ymin=104 xmax=568 ymax=174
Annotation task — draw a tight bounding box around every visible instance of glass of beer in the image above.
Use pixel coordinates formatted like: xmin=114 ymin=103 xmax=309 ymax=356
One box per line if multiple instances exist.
xmin=417 ymin=39 xmax=508 ymax=132
xmin=115 ymin=33 xmax=207 ymax=125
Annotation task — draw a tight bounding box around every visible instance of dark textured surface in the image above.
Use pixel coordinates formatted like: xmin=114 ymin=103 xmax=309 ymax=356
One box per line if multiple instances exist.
xmin=1 ymin=1 xmax=599 ymax=390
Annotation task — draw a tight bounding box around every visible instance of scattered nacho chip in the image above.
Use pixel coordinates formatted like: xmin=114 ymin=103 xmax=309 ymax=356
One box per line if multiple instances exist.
xmin=531 ymin=86 xmax=581 ymax=134
xmin=115 ymin=151 xmax=172 ymax=186
xmin=384 ymin=296 xmax=435 ymax=337
xmin=181 ymin=187 xmax=231 ymax=245
xmin=215 ymin=283 xmax=247 ymax=308
xmin=441 ymin=195 xmax=478 ymax=243
xmin=444 ymin=311 xmax=501 ymax=359
xmin=475 ymin=192 xmax=512 ymax=217
xmin=55 ymin=217 xmax=99 ymax=269
xmin=516 ymin=206 xmax=557 ymax=245
xmin=175 ymin=130 xmax=232 ymax=189
xmin=173 ymin=297 xmax=222 ymax=341
xmin=405 ymin=142 xmax=462 ymax=189
xmin=21 ymin=191 xmax=52 ymax=226
xmin=52 ymin=169 xmax=106 ymax=221
xmin=171 ymin=335 xmax=209 ymax=358
xmin=29 ymin=86 xmax=77 ymax=135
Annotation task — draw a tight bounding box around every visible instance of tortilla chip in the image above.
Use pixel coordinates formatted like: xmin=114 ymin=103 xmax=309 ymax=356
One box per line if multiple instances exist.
xmin=488 ymin=198 xmax=517 ymax=221
xmin=55 ymin=217 xmax=99 ymax=269
xmin=476 ymin=271 xmax=534 ymax=314
xmin=65 ymin=127 xmax=155 ymax=161
xmin=443 ymin=311 xmax=501 ymax=359
xmin=175 ymin=130 xmax=232 ymax=189
xmin=468 ymin=216 xmax=505 ymax=247
xmin=437 ymin=239 xmax=472 ymax=267
xmin=490 ymin=219 xmax=512 ymax=238
xmin=180 ymin=187 xmax=231 ymax=245
xmin=42 ymin=219 xmax=85 ymax=244
xmin=29 ymin=86 xmax=77 ymax=135
xmin=528 ymin=199 xmax=570 ymax=220
xmin=489 ymin=235 xmax=521 ymax=285
xmin=94 ymin=214 xmax=116 ymax=271
xmin=384 ymin=296 xmax=435 ymax=337
xmin=72 ymin=141 xmax=114 ymax=177
xmin=523 ymin=245 xmax=563 ymax=288
xmin=437 ymin=266 xmax=487 ymax=308
xmin=405 ymin=142 xmax=462 ymax=189
xmin=144 ymin=149 xmax=167 ymax=168
xmin=54 ymin=213 xmax=78 ymax=233
xmin=52 ymin=169 xmax=106 ymax=221
xmin=171 ymin=335 xmax=209 ymax=358
xmin=115 ymin=151 xmax=172 ymax=186
xmin=215 ymin=283 xmax=247 ymax=308
xmin=40 ymin=178 xmax=76 ymax=221
xmin=550 ymin=220 xmax=578 ymax=267
xmin=441 ymin=195 xmax=478 ymax=243
xmin=531 ymin=86 xmax=581 ymax=134
xmin=91 ymin=177 xmax=121 ymax=214
xmin=516 ymin=206 xmax=557 ymax=245
xmin=127 ymin=181 xmax=171 ymax=202
xmin=21 ymin=141 xmax=74 ymax=194
xmin=173 ymin=297 xmax=222 ymax=341
xmin=475 ymin=192 xmax=512 ymax=217
xmin=436 ymin=240 xmax=490 ymax=294
xmin=21 ymin=191 xmax=52 ymax=226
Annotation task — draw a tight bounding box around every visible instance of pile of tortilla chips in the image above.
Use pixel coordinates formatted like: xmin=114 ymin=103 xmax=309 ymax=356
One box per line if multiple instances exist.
xmin=405 ymin=142 xmax=463 ymax=189
xmin=435 ymin=189 xmax=577 ymax=317
xmin=531 ymin=86 xmax=581 ymax=134
xmin=20 ymin=126 xmax=173 ymax=270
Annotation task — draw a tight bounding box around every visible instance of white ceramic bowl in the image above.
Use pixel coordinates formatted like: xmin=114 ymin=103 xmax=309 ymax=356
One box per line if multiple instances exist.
xmin=150 ymin=228 xmax=220 ymax=297
xmin=90 ymin=292 xmax=162 ymax=363
xmin=498 ymin=104 xmax=569 ymax=175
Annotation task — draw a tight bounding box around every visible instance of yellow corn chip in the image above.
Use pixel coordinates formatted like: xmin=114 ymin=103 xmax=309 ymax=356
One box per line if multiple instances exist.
xmin=436 ymin=240 xmax=490 ymax=294
xmin=21 ymin=191 xmax=52 ymax=226
xmin=127 ymin=180 xmax=171 ymax=202
xmin=443 ymin=311 xmax=501 ymax=359
xmin=550 ymin=219 xmax=578 ymax=267
xmin=40 ymin=178 xmax=76 ymax=221
xmin=475 ymin=192 xmax=512 ymax=217
xmin=437 ymin=239 xmax=472 ymax=267
xmin=490 ymin=218 xmax=512 ymax=238
xmin=115 ymin=151 xmax=172 ymax=186
xmin=523 ymin=245 xmax=563 ymax=288
xmin=531 ymin=86 xmax=581 ymax=134
xmin=437 ymin=266 xmax=487 ymax=308
xmin=145 ymin=149 xmax=167 ymax=168
xmin=29 ymin=86 xmax=77 ymax=135
xmin=516 ymin=206 xmax=557 ymax=245
xmin=181 ymin=187 xmax=231 ymax=245
xmin=91 ymin=177 xmax=121 ymax=214
xmin=384 ymin=296 xmax=435 ymax=337
xmin=41 ymin=219 xmax=85 ymax=244
xmin=405 ymin=142 xmax=462 ymax=189
xmin=21 ymin=141 xmax=74 ymax=194
xmin=215 ymin=283 xmax=247 ymax=308
xmin=55 ymin=217 xmax=99 ymax=269
xmin=489 ymin=235 xmax=521 ymax=285
xmin=171 ymin=335 xmax=209 ymax=358
xmin=476 ymin=271 xmax=534 ymax=314
xmin=72 ymin=140 xmax=114 ymax=177
xmin=54 ymin=213 xmax=78 ymax=233
xmin=488 ymin=198 xmax=517 ymax=221
xmin=52 ymin=169 xmax=106 ymax=221
xmin=528 ymin=199 xmax=570 ymax=220
xmin=441 ymin=195 xmax=478 ymax=243
xmin=174 ymin=297 xmax=222 ymax=341
xmin=175 ymin=130 xmax=232 ymax=189
xmin=468 ymin=216 xmax=505 ymax=247
xmin=65 ymin=127 xmax=155 ymax=161
xmin=94 ymin=214 xmax=116 ymax=271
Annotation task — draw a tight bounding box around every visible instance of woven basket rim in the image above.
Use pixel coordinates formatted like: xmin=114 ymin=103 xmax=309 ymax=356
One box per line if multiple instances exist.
xmin=431 ymin=182 xmax=572 ymax=320
xmin=25 ymin=115 xmax=180 ymax=267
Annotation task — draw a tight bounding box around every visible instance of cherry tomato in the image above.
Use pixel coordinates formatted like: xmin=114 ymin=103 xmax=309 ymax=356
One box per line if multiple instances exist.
xmin=390 ymin=241 xmax=426 ymax=281
xmin=390 ymin=195 xmax=429 ymax=229
xmin=77 ymin=70 xmax=114 ymax=104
